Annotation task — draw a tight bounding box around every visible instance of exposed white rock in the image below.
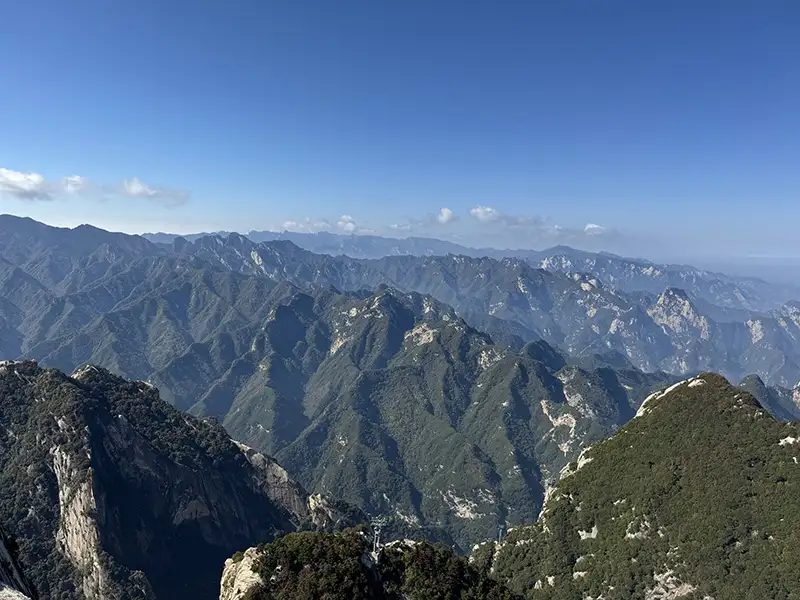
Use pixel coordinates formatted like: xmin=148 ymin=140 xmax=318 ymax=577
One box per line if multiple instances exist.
xmin=648 ymin=291 xmax=710 ymax=340
xmin=0 ymin=585 xmax=30 ymax=600
xmin=625 ymin=517 xmax=652 ymax=540
xmin=478 ymin=348 xmax=503 ymax=370
xmin=540 ymin=399 xmax=579 ymax=455
xmin=746 ymin=319 xmax=765 ymax=344
xmin=560 ymin=446 xmax=594 ymax=480
xmin=250 ymin=250 xmax=263 ymax=267
xmin=404 ymin=322 xmax=438 ymax=346
xmin=578 ymin=524 xmax=598 ymax=540
xmin=394 ymin=508 xmax=420 ymax=526
xmin=52 ymin=446 xmax=110 ymax=600
xmin=636 ymin=378 xmax=693 ymax=418
xmin=779 ymin=436 xmax=798 ymax=446
xmin=644 ymin=569 xmax=696 ymax=599
xmin=441 ymin=490 xmax=482 ymax=520
xmin=219 ymin=547 xmax=265 ymax=600
xmin=329 ymin=332 xmax=351 ymax=355
xmin=70 ymin=364 xmax=100 ymax=380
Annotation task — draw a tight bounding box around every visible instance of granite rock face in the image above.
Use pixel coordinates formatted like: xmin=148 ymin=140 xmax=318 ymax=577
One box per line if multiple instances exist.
xmin=0 ymin=361 xmax=355 ymax=600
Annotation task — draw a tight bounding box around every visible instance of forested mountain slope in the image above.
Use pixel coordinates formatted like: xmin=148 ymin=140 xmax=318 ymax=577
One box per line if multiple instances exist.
xmin=3 ymin=216 xmax=800 ymax=387
xmin=175 ymin=232 xmax=800 ymax=386
xmin=150 ymin=285 xmax=670 ymax=550
xmin=481 ymin=374 xmax=800 ymax=599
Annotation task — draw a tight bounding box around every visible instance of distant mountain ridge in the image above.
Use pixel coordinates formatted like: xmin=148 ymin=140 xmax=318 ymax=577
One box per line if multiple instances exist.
xmin=3 ymin=214 xmax=800 ymax=385
xmin=174 ymin=232 xmax=800 ymax=387
xmin=145 ymin=226 xmax=799 ymax=311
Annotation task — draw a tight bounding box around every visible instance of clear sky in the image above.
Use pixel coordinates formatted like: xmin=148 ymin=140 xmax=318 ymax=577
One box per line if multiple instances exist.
xmin=0 ymin=1 xmax=797 ymax=258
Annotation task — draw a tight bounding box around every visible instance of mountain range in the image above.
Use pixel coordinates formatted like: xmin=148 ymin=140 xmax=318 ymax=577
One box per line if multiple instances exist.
xmin=175 ymin=230 xmax=800 ymax=387
xmin=1 ymin=216 xmax=800 ymax=544
xmin=145 ymin=227 xmax=800 ymax=311
xmin=3 ymin=216 xmax=800 ymax=598
xmin=5 ymin=215 xmax=800 ymax=390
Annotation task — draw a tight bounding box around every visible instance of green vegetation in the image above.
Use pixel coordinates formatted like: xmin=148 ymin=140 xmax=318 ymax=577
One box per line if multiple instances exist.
xmin=489 ymin=374 xmax=800 ymax=599
xmin=242 ymin=528 xmax=518 ymax=600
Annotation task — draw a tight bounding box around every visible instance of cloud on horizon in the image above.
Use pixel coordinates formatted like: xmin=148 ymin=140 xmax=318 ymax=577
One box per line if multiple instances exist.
xmin=278 ymin=205 xmax=620 ymax=251
xmin=0 ymin=168 xmax=51 ymax=200
xmin=0 ymin=167 xmax=189 ymax=207
xmin=121 ymin=177 xmax=189 ymax=207
xmin=437 ymin=207 xmax=456 ymax=224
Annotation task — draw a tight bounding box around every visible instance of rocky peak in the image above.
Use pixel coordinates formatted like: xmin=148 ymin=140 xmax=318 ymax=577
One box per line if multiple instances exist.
xmin=648 ymin=287 xmax=710 ymax=339
xmin=486 ymin=373 xmax=800 ymax=598
xmin=740 ymin=374 xmax=800 ymax=421
xmin=569 ymin=271 xmax=603 ymax=290
xmin=0 ymin=364 xmax=356 ymax=600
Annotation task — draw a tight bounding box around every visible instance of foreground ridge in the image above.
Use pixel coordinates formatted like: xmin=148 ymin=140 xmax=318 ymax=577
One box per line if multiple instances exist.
xmin=0 ymin=361 xmax=356 ymax=600
xmin=480 ymin=373 xmax=800 ymax=599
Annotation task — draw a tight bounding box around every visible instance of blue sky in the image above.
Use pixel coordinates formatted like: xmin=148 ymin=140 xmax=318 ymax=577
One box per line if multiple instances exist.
xmin=0 ymin=1 xmax=797 ymax=258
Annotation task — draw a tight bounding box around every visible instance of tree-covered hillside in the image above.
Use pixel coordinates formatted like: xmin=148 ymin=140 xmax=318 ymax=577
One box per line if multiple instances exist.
xmin=221 ymin=528 xmax=518 ymax=600
xmin=151 ymin=286 xmax=670 ymax=550
xmin=482 ymin=374 xmax=800 ymax=599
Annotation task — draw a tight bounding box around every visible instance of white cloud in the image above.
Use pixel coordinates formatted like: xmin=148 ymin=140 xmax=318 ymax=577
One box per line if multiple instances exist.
xmin=62 ymin=175 xmax=88 ymax=194
xmin=281 ymin=218 xmax=332 ymax=233
xmin=470 ymin=205 xmax=501 ymax=223
xmin=437 ymin=207 xmax=456 ymax=224
xmin=1 ymin=167 xmax=189 ymax=208
xmin=337 ymin=214 xmax=357 ymax=233
xmin=121 ymin=177 xmax=188 ymax=207
xmin=584 ymin=223 xmax=605 ymax=235
xmin=0 ymin=168 xmax=50 ymax=200
xmin=275 ymin=207 xmax=620 ymax=250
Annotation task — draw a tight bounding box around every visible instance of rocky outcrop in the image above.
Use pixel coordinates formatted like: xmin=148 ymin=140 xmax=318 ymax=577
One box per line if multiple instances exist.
xmin=234 ymin=442 xmax=313 ymax=520
xmin=0 ymin=362 xmax=358 ymax=600
xmin=218 ymin=531 xmax=515 ymax=600
xmin=648 ymin=288 xmax=710 ymax=340
xmin=219 ymin=548 xmax=265 ymax=600
xmin=235 ymin=442 xmax=350 ymax=530
xmin=51 ymin=446 xmax=111 ymax=600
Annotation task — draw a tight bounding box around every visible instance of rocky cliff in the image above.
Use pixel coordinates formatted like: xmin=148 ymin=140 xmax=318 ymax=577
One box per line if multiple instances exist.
xmin=0 ymin=361 xmax=357 ymax=600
